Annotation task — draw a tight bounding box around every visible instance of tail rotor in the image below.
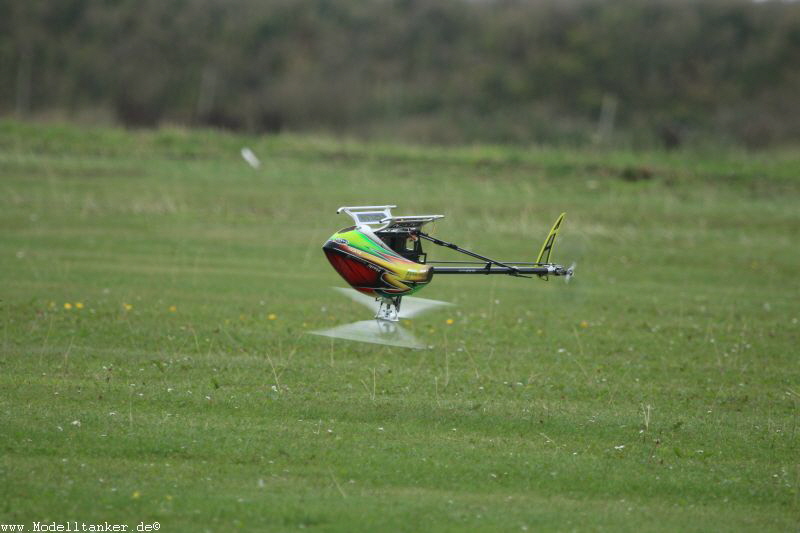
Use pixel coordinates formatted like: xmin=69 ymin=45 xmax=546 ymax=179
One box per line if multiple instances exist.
xmin=565 ymin=262 xmax=576 ymax=283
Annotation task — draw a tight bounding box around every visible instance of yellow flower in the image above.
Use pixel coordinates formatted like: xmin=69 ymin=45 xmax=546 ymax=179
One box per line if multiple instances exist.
xmin=579 ymin=320 xmax=589 ymax=328
xmin=75 ymin=302 xmax=84 ymax=310
xmin=131 ymin=490 xmax=141 ymax=499
xmin=267 ymin=313 xmax=277 ymax=320
xmin=445 ymin=318 xmax=454 ymax=325
xmin=168 ymin=305 xmax=177 ymax=312
xmin=123 ymin=303 xmax=133 ymax=311
xmin=63 ymin=303 xmax=73 ymax=310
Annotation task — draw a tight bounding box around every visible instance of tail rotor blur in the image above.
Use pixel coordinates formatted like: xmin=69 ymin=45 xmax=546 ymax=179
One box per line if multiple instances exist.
xmin=565 ymin=262 xmax=576 ymax=283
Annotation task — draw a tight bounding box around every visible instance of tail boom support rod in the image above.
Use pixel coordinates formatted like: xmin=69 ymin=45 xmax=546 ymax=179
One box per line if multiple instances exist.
xmin=416 ymin=231 xmax=571 ymax=278
xmin=416 ymin=232 xmax=528 ymax=276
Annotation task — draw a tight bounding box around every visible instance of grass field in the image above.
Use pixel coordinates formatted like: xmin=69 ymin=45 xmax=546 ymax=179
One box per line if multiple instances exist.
xmin=1 ymin=120 xmax=798 ymax=532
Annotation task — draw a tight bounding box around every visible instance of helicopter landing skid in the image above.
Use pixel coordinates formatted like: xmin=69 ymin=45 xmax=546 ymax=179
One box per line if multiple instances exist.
xmin=375 ymin=296 xmax=402 ymax=322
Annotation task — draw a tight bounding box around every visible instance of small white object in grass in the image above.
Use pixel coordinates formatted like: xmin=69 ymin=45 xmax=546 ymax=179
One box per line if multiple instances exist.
xmin=614 ymin=445 xmax=624 ymax=450
xmin=241 ymin=147 xmax=261 ymax=169
xmin=71 ymin=420 xmax=81 ymax=427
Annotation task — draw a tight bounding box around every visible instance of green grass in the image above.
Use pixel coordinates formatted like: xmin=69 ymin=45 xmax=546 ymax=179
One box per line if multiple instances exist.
xmin=1 ymin=120 xmax=798 ymax=532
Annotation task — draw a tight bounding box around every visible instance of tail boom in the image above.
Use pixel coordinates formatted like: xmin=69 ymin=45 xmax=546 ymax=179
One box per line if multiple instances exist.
xmin=431 ymin=264 xmax=571 ymax=277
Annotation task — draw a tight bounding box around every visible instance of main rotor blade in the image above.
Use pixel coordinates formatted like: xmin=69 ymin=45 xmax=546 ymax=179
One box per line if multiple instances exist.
xmin=332 ymin=287 xmax=381 ymax=313
xmin=398 ymin=295 xmax=454 ymax=318
xmin=309 ymin=320 xmax=426 ymax=349
xmin=332 ymin=287 xmax=453 ymax=319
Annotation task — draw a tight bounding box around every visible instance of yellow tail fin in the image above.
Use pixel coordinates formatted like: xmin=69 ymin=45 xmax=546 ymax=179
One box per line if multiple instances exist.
xmin=535 ymin=213 xmax=565 ymax=265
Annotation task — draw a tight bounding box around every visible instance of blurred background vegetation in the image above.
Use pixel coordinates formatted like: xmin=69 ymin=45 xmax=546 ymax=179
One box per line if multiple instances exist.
xmin=2 ymin=0 xmax=799 ymax=148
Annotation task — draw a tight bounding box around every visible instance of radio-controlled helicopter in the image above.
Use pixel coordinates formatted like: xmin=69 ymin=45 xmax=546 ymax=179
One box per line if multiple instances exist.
xmin=311 ymin=205 xmax=574 ymax=348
